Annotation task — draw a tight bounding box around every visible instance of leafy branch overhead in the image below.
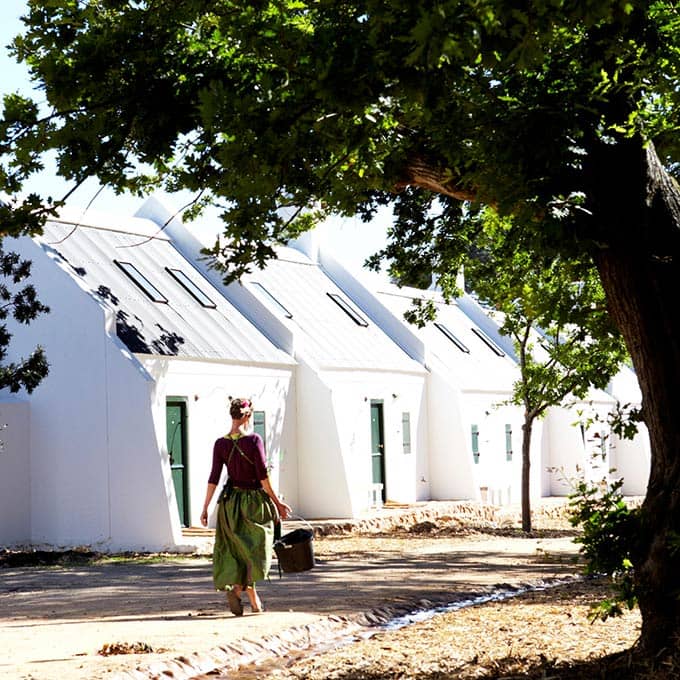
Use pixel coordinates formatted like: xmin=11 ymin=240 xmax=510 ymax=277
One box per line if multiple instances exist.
xmin=0 ymin=247 xmax=49 ymax=393
xmin=4 ymin=2 xmax=680 ymax=278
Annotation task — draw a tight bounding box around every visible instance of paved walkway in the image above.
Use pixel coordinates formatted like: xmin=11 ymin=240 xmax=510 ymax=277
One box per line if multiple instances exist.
xmin=0 ymin=501 xmax=581 ymax=680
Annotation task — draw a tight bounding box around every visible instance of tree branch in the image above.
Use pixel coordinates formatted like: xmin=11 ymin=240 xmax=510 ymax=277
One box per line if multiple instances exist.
xmin=395 ymin=153 xmax=476 ymax=201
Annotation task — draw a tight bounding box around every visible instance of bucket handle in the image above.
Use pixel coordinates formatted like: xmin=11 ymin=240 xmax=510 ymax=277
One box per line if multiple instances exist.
xmin=284 ymin=513 xmax=314 ymax=533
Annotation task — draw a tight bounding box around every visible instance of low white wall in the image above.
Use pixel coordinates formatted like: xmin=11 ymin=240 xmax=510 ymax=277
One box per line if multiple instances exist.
xmin=0 ymin=399 xmax=30 ymax=545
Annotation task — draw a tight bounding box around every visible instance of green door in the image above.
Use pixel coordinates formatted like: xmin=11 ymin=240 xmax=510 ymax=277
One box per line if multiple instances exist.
xmin=370 ymin=401 xmax=386 ymax=502
xmin=166 ymin=400 xmax=189 ymax=527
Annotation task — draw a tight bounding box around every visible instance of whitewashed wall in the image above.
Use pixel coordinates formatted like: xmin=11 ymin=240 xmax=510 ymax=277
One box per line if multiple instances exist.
xmin=544 ymin=397 xmax=616 ymax=496
xmin=294 ymin=364 xmax=428 ymax=519
xmin=608 ymin=367 xmax=650 ymax=496
xmin=611 ymin=431 xmax=650 ymax=496
xmin=426 ymin=371 xmax=476 ymax=500
xmin=3 ymin=237 xmax=176 ymax=551
xmin=141 ymin=358 xmax=296 ymax=527
xmin=459 ymin=392 xmax=527 ymax=505
xmin=295 ymin=363 xmax=351 ymax=519
xmin=0 ymin=398 xmax=30 ymax=545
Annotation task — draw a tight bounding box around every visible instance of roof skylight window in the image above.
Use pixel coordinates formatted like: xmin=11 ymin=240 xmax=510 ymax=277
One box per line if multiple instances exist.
xmin=471 ymin=327 xmax=506 ymax=357
xmin=434 ymin=322 xmax=470 ymax=353
xmin=114 ymin=260 xmax=167 ymax=303
xmin=166 ymin=267 xmax=217 ymax=308
xmin=327 ymin=292 xmax=369 ymax=327
xmin=251 ymin=282 xmax=293 ymax=318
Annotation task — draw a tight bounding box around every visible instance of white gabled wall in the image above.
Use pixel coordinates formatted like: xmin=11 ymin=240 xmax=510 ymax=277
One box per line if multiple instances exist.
xmin=4 ymin=236 xmax=177 ymax=550
xmin=0 ymin=399 xmax=30 ymax=544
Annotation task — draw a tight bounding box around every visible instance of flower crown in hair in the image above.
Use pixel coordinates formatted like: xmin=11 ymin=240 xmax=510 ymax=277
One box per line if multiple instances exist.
xmin=239 ymin=399 xmax=252 ymax=417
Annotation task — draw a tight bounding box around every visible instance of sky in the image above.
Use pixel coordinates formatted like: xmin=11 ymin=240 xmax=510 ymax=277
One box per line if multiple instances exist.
xmin=0 ymin=0 xmax=389 ymax=272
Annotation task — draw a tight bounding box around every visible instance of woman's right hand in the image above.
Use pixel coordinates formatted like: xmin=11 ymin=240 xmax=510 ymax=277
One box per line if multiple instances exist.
xmin=277 ymin=501 xmax=292 ymax=521
xmin=200 ymin=508 xmax=208 ymax=527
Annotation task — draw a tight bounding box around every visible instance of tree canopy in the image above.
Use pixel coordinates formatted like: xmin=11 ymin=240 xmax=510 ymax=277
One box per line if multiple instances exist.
xmin=4 ymin=0 xmax=680 ymax=655
xmin=4 ymin=2 xmax=679 ymax=273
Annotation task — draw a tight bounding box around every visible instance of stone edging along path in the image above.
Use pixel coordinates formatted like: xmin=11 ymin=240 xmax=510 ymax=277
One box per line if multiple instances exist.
xmin=117 ymin=575 xmax=582 ymax=680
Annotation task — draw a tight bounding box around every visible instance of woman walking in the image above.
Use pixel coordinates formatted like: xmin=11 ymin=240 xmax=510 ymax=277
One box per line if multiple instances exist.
xmin=200 ymin=398 xmax=291 ymax=615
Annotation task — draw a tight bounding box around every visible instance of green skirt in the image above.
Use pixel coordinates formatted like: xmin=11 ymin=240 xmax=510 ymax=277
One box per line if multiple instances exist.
xmin=212 ymin=487 xmax=277 ymax=590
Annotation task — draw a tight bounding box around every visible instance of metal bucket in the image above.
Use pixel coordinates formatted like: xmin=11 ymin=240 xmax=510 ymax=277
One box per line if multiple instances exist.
xmin=274 ymin=527 xmax=315 ymax=573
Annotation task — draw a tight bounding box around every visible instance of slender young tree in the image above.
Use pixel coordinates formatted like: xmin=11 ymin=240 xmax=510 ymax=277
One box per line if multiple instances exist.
xmin=466 ymin=218 xmax=628 ymax=533
xmin=4 ymin=0 xmax=680 ymax=653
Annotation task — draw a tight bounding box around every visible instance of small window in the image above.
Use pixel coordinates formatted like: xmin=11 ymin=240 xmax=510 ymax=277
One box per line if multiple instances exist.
xmin=165 ymin=267 xmax=216 ymax=308
xmin=401 ymin=412 xmax=412 ymax=454
xmin=251 ymin=282 xmax=293 ymax=318
xmin=114 ymin=260 xmax=167 ymax=303
xmin=327 ymin=292 xmax=369 ymax=327
xmin=471 ymin=327 xmax=505 ymax=357
xmin=505 ymin=424 xmax=513 ymax=461
xmin=253 ymin=410 xmax=266 ymax=441
xmin=471 ymin=424 xmax=480 ymax=463
xmin=434 ymin=322 xmax=470 ymax=353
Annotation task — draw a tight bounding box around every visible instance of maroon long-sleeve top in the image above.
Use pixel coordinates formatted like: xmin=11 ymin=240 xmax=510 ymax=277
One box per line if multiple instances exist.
xmin=208 ymin=433 xmax=268 ymax=489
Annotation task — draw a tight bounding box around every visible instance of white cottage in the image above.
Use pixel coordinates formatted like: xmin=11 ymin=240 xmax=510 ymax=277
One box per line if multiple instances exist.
xmin=0 ymin=209 xmax=295 ymax=551
xmin=314 ymin=253 xmax=527 ymax=506
xmin=457 ymin=294 xmax=641 ymax=498
xmin=138 ymin=199 xmax=429 ymax=519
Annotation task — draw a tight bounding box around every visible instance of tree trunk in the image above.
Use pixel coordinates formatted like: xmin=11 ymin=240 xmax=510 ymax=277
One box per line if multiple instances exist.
xmin=590 ymin=138 xmax=680 ymax=654
xmin=521 ymin=414 xmax=533 ymax=533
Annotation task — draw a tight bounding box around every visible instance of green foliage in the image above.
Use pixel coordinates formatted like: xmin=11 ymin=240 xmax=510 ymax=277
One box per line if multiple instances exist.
xmin=464 ymin=209 xmax=628 ymax=420
xmin=568 ymin=478 xmax=640 ymax=621
xmin=0 ymin=247 xmax=50 ymax=394
xmin=4 ymin=1 xmax=680 ymax=278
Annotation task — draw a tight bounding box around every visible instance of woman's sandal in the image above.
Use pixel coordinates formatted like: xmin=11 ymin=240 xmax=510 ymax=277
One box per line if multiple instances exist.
xmin=226 ymin=587 xmax=244 ymax=617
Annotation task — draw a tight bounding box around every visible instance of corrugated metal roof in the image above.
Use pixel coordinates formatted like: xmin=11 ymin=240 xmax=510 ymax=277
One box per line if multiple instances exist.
xmin=242 ymin=247 xmax=423 ymax=372
xmin=39 ymin=220 xmax=293 ymax=365
xmin=375 ymin=286 xmax=518 ymax=391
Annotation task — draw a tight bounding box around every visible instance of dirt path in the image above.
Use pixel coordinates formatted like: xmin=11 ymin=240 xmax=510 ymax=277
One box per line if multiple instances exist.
xmin=1 ymin=529 xmax=580 ymax=680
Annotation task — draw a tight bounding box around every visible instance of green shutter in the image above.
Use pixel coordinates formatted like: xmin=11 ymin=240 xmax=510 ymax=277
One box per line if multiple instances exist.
xmin=505 ymin=424 xmax=513 ymax=461
xmin=253 ymin=410 xmax=266 ymax=441
xmin=471 ymin=424 xmax=480 ymax=463
xmin=402 ymin=412 xmax=412 ymax=454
